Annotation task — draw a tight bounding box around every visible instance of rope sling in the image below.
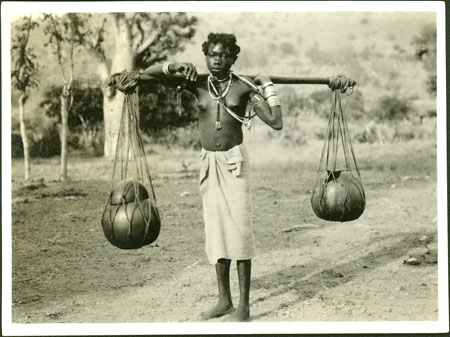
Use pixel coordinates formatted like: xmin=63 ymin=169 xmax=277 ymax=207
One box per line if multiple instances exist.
xmin=101 ymin=92 xmax=160 ymax=249
xmin=311 ymin=89 xmax=366 ymax=222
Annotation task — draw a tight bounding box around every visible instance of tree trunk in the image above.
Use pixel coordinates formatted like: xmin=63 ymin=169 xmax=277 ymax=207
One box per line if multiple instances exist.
xmin=103 ymin=18 xmax=135 ymax=158
xmin=103 ymin=88 xmax=126 ymax=158
xmin=60 ymin=85 xmax=71 ymax=181
xmin=18 ymin=93 xmax=31 ymax=181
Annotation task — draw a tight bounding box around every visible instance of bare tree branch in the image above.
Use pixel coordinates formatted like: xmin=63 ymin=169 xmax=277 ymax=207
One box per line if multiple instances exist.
xmin=48 ymin=14 xmax=68 ymax=83
xmin=135 ymin=30 xmax=158 ymax=55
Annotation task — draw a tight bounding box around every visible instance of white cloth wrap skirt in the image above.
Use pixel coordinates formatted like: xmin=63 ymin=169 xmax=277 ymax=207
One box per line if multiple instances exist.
xmin=199 ymin=144 xmax=256 ymax=264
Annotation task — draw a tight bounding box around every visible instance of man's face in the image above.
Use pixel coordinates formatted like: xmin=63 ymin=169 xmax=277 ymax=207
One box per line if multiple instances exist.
xmin=205 ymin=43 xmax=235 ymax=77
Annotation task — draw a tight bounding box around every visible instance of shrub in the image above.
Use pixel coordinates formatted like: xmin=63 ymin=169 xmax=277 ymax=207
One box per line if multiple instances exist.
xmin=279 ymin=42 xmax=295 ymax=55
xmin=40 ymin=81 xmax=103 ymax=131
xmin=146 ymin=122 xmax=201 ymax=149
xmin=40 ymin=80 xmax=104 ymax=155
xmin=266 ymin=112 xmax=329 ymax=146
xmin=340 ymin=90 xmax=366 ymax=120
xmin=352 ymin=118 xmax=436 ymax=144
xmin=138 ymin=83 xmax=198 ymax=134
xmin=11 ymin=111 xmax=61 ymax=158
xmin=353 ymin=121 xmax=394 ymax=144
xmin=307 ymin=89 xmax=366 ymax=120
xmin=372 ymin=95 xmax=413 ymax=121
xmin=277 ymin=87 xmax=308 ymax=117
xmin=308 ymin=89 xmax=333 ymax=119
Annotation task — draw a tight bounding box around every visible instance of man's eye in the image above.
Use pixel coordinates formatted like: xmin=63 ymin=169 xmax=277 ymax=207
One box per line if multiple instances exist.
xmin=209 ymin=53 xmax=231 ymax=59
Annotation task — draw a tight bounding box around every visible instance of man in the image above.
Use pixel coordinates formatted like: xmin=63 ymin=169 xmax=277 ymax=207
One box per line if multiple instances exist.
xmin=113 ymin=33 xmax=283 ymax=322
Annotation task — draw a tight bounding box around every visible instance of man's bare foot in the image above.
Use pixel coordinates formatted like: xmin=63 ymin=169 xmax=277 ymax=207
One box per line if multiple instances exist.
xmin=222 ymin=307 xmax=250 ymax=322
xmin=200 ymin=303 xmax=235 ymax=320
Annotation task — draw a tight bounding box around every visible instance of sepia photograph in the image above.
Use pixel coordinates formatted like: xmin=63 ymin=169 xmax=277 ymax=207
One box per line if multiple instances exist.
xmin=1 ymin=1 xmax=447 ymax=335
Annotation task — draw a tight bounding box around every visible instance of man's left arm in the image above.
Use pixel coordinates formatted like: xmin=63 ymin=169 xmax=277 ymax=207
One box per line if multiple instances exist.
xmin=249 ymin=76 xmax=283 ymax=130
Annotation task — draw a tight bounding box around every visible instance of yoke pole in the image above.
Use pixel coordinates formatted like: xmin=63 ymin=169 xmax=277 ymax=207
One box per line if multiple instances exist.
xmin=138 ymin=73 xmax=353 ymax=86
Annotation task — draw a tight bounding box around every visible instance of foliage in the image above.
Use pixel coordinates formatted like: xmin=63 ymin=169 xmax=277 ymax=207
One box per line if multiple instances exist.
xmin=139 ymin=84 xmax=198 ymax=133
xmin=39 ymin=81 xmax=200 ymax=152
xmin=42 ymin=13 xmax=88 ymax=82
xmin=40 ymin=81 xmax=103 ymax=129
xmin=10 ymin=12 xmax=437 ymax=157
xmin=11 ymin=15 xmax=40 ymax=180
xmin=279 ymin=42 xmax=295 ymax=56
xmin=42 ymin=13 xmax=92 ymax=177
xmin=308 ymin=89 xmax=334 ymax=118
xmin=132 ymin=13 xmax=198 ymax=69
xmin=11 ymin=112 xmax=60 ymax=158
xmin=39 ymin=81 xmax=104 ymax=155
xmin=145 ymin=122 xmax=201 ymax=149
xmin=372 ymin=95 xmax=413 ymax=121
xmin=277 ymin=86 xmax=308 ymax=117
xmin=412 ymin=24 xmax=436 ymax=95
xmin=77 ymin=13 xmax=198 ymax=75
xmin=11 ymin=16 xmax=40 ymax=93
xmin=353 ymin=121 xmax=394 ymax=144
xmin=353 ymin=119 xmax=436 ymax=144
xmin=305 ymin=89 xmax=365 ymax=120
xmin=73 ymin=12 xmax=198 ymax=157
xmin=340 ymin=90 xmax=366 ymax=120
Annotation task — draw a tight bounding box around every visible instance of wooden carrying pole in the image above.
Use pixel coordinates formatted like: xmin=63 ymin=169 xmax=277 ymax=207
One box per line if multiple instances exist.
xmin=138 ymin=73 xmax=356 ymax=87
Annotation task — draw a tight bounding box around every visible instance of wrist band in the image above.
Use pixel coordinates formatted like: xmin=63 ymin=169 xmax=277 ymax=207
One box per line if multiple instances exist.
xmin=162 ymin=62 xmax=171 ymax=75
xmin=251 ymin=93 xmax=265 ymax=105
xmin=261 ymin=81 xmax=274 ymax=90
xmin=263 ymin=85 xmax=277 ymax=100
xmin=264 ymin=92 xmax=277 ymax=99
xmin=267 ymin=95 xmax=281 ymax=107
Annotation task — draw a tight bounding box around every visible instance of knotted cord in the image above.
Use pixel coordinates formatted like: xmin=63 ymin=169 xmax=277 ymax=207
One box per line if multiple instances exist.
xmin=328 ymin=75 xmax=355 ymax=95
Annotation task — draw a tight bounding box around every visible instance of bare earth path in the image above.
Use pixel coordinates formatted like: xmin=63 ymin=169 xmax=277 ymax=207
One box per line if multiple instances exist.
xmin=11 ymin=165 xmax=438 ymax=324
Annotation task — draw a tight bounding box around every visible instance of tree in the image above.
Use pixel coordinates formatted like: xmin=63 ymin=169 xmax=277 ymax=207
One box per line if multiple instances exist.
xmin=43 ymin=13 xmax=87 ymax=181
xmin=11 ymin=15 xmax=39 ymax=182
xmin=76 ymin=13 xmax=197 ymax=157
xmin=412 ymin=24 xmax=436 ymax=96
xmin=40 ymin=81 xmax=104 ymax=155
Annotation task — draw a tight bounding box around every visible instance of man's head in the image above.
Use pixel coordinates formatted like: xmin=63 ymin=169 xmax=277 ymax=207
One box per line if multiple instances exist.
xmin=202 ymin=33 xmax=240 ymax=77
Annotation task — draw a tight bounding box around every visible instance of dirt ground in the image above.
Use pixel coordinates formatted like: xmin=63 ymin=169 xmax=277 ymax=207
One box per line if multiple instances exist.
xmin=9 ymin=140 xmax=439 ymax=325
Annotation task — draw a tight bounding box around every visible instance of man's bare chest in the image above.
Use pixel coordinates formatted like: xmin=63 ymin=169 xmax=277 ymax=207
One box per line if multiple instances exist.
xmin=195 ymin=83 xmax=250 ymax=113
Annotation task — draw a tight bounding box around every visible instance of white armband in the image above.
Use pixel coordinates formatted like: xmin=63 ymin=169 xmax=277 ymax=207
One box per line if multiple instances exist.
xmin=162 ymin=62 xmax=171 ymax=75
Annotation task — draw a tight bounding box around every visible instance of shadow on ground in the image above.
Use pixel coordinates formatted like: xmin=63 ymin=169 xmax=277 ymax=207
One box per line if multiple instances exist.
xmin=250 ymin=231 xmax=435 ymax=320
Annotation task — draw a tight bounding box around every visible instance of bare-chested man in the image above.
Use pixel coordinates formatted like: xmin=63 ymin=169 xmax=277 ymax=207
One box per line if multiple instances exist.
xmin=117 ymin=33 xmax=282 ymax=322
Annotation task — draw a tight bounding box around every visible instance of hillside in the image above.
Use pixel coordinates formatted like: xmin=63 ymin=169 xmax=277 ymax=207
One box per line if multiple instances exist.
xmin=10 ymin=11 xmax=435 ymax=124
xmin=179 ymin=12 xmax=435 ymax=103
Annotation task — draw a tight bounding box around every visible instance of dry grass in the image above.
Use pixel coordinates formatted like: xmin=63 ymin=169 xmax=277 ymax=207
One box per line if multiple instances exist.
xmin=10 ymin=137 xmax=437 ymax=186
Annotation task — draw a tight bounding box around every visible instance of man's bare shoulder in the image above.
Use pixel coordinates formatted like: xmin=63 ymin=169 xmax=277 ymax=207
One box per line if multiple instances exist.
xmin=234 ymin=74 xmax=257 ymax=94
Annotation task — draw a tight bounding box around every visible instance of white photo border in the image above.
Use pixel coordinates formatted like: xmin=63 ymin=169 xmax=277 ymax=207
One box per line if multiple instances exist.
xmin=2 ymin=1 xmax=447 ymax=335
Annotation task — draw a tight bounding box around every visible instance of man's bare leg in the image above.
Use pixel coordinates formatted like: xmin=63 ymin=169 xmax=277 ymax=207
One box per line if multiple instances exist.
xmin=224 ymin=259 xmax=251 ymax=322
xmin=200 ymin=258 xmax=234 ymax=319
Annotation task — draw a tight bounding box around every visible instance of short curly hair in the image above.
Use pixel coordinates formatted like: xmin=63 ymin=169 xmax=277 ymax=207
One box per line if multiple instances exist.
xmin=201 ymin=33 xmax=241 ymax=60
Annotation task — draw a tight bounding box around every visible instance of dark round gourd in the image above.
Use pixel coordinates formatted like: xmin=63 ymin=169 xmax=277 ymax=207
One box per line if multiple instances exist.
xmin=109 ymin=179 xmax=149 ymax=205
xmin=311 ymin=170 xmax=365 ymax=222
xmin=102 ymin=197 xmax=160 ymax=250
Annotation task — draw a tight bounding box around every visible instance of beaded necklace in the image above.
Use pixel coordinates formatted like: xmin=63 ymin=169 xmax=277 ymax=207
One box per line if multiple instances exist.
xmin=207 ymin=72 xmax=260 ymax=130
xmin=207 ymin=73 xmax=233 ymax=130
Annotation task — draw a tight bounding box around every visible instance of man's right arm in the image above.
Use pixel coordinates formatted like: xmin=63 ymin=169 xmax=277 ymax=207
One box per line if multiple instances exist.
xmin=140 ymin=62 xmax=198 ymax=82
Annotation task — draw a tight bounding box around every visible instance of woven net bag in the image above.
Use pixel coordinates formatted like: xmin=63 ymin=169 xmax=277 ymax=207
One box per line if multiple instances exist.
xmin=311 ymin=90 xmax=366 ymax=222
xmin=101 ymin=93 xmax=160 ymax=249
